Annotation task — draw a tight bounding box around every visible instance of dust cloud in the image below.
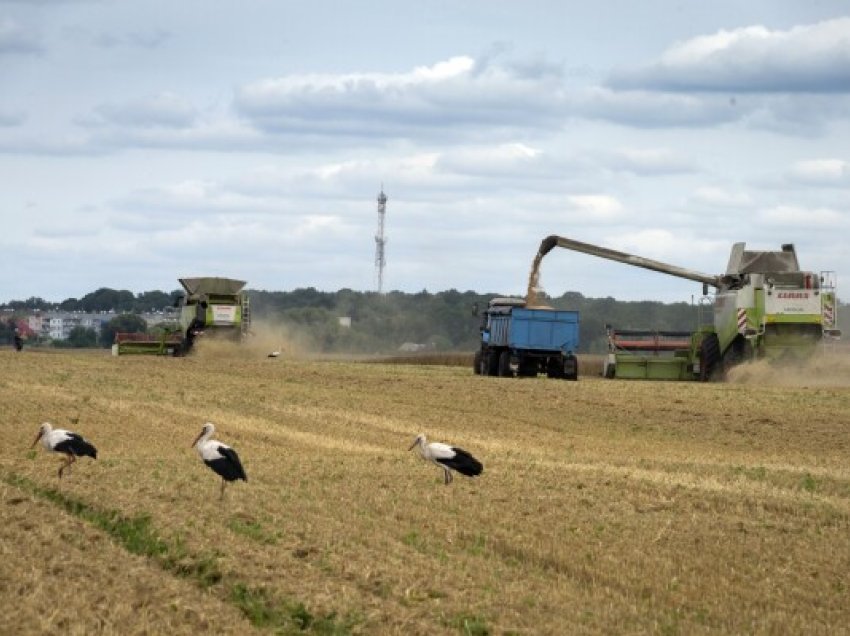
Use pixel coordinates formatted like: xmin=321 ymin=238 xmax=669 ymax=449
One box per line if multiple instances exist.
xmin=726 ymin=349 xmax=850 ymax=387
xmin=191 ymin=320 xmax=312 ymax=361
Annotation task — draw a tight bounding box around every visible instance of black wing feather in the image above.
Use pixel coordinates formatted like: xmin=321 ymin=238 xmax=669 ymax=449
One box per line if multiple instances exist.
xmin=55 ymin=433 xmax=97 ymax=459
xmin=437 ymin=447 xmax=483 ymax=477
xmin=212 ymin=445 xmax=247 ymax=481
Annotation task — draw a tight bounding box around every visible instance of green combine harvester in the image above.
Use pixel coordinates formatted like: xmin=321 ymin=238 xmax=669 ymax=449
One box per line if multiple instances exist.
xmin=536 ymin=235 xmax=840 ymax=380
xmin=114 ymin=277 xmax=251 ymax=356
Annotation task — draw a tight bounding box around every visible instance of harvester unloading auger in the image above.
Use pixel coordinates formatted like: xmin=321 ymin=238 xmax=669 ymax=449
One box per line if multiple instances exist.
xmin=535 ymin=235 xmax=840 ymax=380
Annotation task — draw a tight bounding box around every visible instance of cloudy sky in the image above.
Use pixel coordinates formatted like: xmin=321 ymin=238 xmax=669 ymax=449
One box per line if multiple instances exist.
xmin=2 ymin=1 xmax=849 ymax=303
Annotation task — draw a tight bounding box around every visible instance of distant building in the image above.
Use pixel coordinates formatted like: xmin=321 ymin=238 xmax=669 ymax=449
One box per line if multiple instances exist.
xmin=42 ymin=312 xmax=111 ymax=340
xmin=19 ymin=309 xmax=178 ymax=341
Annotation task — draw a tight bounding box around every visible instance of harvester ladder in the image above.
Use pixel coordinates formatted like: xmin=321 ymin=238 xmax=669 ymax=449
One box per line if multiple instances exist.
xmin=820 ymin=271 xmax=839 ymax=337
xmin=241 ymin=295 xmax=251 ymax=335
xmin=820 ymin=271 xmax=836 ymax=293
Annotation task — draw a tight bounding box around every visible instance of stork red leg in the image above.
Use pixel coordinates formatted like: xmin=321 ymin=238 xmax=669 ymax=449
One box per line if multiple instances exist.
xmin=59 ymin=453 xmax=75 ymax=478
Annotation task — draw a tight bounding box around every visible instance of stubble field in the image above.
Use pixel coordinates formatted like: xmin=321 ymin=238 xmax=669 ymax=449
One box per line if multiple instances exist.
xmin=1 ymin=345 xmax=849 ymax=635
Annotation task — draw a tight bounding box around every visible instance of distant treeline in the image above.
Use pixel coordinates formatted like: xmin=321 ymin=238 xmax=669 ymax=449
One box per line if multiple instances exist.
xmin=250 ymin=288 xmax=706 ymax=354
xmin=4 ymin=287 xmax=848 ymax=354
xmin=4 ymin=288 xmax=182 ymax=314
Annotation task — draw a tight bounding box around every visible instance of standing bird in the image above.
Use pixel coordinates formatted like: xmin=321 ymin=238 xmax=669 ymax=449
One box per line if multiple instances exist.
xmin=191 ymin=422 xmax=247 ymax=498
xmin=408 ymin=433 xmax=483 ymax=485
xmin=31 ymin=422 xmax=97 ymax=478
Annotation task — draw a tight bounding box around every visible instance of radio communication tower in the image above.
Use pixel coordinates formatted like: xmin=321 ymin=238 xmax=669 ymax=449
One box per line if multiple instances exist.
xmin=374 ymin=187 xmax=388 ymax=293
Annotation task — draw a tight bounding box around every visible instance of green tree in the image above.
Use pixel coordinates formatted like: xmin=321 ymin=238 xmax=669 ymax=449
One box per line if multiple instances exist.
xmin=80 ymin=288 xmax=136 ymax=312
xmin=134 ymin=290 xmax=174 ymax=312
xmin=99 ymin=314 xmax=148 ymax=348
xmin=59 ymin=297 xmax=79 ymax=311
xmin=65 ymin=326 xmax=98 ymax=348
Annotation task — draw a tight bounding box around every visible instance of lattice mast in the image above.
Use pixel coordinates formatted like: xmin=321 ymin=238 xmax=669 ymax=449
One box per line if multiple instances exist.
xmin=374 ymin=187 xmax=388 ymax=293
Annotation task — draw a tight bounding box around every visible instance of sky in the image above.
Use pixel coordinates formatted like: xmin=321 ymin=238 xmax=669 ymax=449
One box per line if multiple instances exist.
xmin=2 ymin=0 xmax=849 ymax=304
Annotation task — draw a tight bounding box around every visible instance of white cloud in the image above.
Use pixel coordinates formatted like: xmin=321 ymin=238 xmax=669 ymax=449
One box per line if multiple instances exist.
xmin=234 ymin=55 xmax=569 ymax=139
xmin=0 ymin=108 xmax=25 ymax=126
xmin=114 ymin=178 xmax=281 ymax=217
xmin=574 ymin=87 xmax=739 ymax=128
xmin=609 ymin=17 xmax=850 ymax=93
xmin=83 ymin=92 xmax=199 ymax=129
xmin=0 ymin=17 xmax=41 ymax=54
xmin=692 ymin=186 xmax=752 ymax=207
xmin=758 ymin=204 xmax=846 ymax=227
xmin=787 ymin=159 xmax=850 ymax=186
xmin=91 ymin=28 xmax=171 ymax=49
xmin=607 ymin=147 xmax=697 ymax=175
xmin=606 ymin=229 xmax=729 ymax=269
xmin=435 ymin=143 xmax=544 ymax=177
xmin=566 ymin=194 xmax=624 ymax=220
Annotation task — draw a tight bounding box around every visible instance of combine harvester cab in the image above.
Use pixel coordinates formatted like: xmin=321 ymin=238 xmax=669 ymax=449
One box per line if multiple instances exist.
xmin=536 ymin=235 xmax=840 ymax=380
xmin=177 ymin=277 xmax=251 ymax=353
xmin=474 ymin=297 xmax=580 ymax=380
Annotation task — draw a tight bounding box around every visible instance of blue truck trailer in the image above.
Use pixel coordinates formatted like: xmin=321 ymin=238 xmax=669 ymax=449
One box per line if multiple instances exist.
xmin=474 ymin=297 xmax=580 ymax=379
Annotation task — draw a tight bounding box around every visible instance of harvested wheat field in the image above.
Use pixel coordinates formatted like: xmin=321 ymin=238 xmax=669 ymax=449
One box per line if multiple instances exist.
xmin=2 ymin=345 xmax=849 ymax=635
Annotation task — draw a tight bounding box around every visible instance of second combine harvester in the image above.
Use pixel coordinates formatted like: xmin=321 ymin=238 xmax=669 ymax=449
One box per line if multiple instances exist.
xmin=536 ymin=235 xmax=840 ymax=380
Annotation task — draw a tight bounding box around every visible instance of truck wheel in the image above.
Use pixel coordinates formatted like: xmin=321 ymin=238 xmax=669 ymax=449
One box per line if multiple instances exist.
xmin=486 ymin=352 xmax=499 ymax=376
xmin=563 ymin=355 xmax=578 ymax=381
xmin=546 ymin=357 xmax=562 ymax=378
xmin=498 ymin=351 xmax=513 ymax=377
xmin=473 ymin=351 xmax=482 ymax=375
xmin=517 ymin=356 xmax=537 ymax=377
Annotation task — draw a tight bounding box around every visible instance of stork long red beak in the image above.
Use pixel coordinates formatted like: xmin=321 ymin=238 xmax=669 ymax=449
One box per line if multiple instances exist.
xmin=191 ymin=430 xmax=204 ymax=448
xmin=31 ymin=430 xmax=43 ymax=449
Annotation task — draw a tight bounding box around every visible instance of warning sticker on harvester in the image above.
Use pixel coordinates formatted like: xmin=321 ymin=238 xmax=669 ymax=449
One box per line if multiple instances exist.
xmin=211 ymin=305 xmax=238 ymax=325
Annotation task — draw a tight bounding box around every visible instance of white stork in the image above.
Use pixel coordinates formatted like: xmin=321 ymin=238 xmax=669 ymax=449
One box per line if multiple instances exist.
xmin=267 ymin=349 xmax=281 ymax=358
xmin=192 ymin=422 xmax=247 ymax=498
xmin=408 ymin=433 xmax=483 ymax=485
xmin=31 ymin=422 xmax=98 ymax=478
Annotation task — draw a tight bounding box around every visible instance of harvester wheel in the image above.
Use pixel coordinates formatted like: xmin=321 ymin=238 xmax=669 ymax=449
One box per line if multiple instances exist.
xmin=698 ymin=333 xmax=721 ymax=381
xmin=498 ymin=351 xmax=513 ymax=377
xmin=473 ymin=351 xmax=482 ymax=375
xmin=723 ymin=336 xmax=752 ymax=370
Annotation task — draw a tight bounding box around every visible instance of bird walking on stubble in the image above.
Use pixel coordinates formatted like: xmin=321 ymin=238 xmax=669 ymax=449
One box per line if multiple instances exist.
xmin=192 ymin=422 xmax=247 ymax=499
xmin=408 ymin=433 xmax=483 ymax=485
xmin=31 ymin=422 xmax=97 ymax=478
xmin=267 ymin=346 xmax=281 ymax=358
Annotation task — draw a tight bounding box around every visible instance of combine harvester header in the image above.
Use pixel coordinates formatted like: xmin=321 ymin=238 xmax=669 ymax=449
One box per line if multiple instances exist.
xmin=536 ymin=235 xmax=840 ymax=380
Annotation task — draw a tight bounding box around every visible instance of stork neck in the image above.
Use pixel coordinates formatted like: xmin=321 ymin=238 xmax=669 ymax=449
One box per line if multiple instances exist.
xmin=195 ymin=429 xmax=214 ymax=448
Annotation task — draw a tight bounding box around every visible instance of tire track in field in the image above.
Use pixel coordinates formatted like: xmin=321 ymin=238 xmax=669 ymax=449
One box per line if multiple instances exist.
xmin=529 ymin=458 xmax=850 ymax=517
